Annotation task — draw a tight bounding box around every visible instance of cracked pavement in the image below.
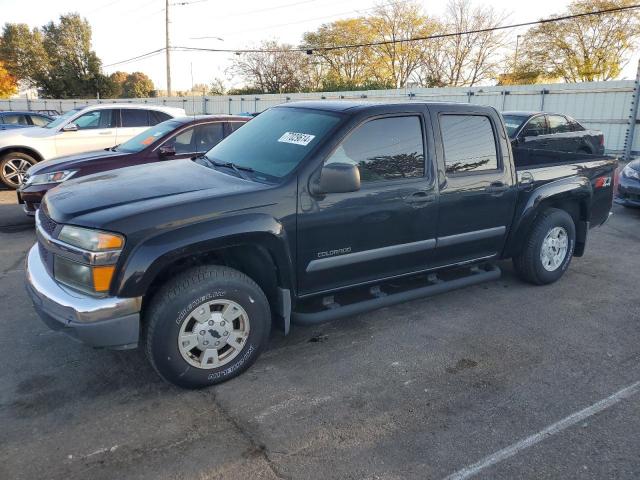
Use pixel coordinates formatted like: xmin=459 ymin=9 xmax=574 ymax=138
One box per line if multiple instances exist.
xmin=1 ymin=194 xmax=639 ymax=479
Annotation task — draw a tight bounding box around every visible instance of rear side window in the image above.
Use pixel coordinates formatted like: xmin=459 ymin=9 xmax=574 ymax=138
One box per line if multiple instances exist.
xmin=121 ymin=109 xmax=149 ymax=127
xmin=150 ymin=110 xmax=172 ymax=125
xmin=228 ymin=121 xmax=245 ymax=133
xmin=440 ymin=115 xmax=498 ymax=174
xmin=2 ymin=114 xmax=29 ymax=125
xmin=325 ymin=116 xmax=425 ymax=182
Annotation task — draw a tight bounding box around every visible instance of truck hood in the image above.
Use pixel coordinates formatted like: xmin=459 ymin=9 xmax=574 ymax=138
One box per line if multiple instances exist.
xmin=43 ymin=159 xmax=267 ymax=224
xmin=28 ymin=149 xmax=127 ymax=175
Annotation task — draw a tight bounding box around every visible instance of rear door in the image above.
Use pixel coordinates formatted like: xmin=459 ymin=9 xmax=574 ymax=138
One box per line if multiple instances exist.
xmin=55 ymin=108 xmax=118 ymax=156
xmin=297 ymin=112 xmax=439 ymax=295
xmin=431 ymin=106 xmax=517 ymax=267
xmin=116 ymin=109 xmax=151 ymax=144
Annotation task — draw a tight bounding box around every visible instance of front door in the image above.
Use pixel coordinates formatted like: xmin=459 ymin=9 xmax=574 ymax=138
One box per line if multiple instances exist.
xmin=297 ymin=114 xmax=439 ymax=296
xmin=431 ymin=107 xmax=517 ymax=267
xmin=55 ymin=109 xmax=118 ymax=156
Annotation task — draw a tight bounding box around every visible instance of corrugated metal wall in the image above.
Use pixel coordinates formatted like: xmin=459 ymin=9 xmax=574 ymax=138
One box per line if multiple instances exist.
xmin=1 ymin=80 xmax=637 ymax=154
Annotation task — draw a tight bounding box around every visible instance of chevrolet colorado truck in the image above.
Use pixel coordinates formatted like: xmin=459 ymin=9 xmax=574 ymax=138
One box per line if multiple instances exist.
xmin=25 ymin=101 xmax=617 ymax=389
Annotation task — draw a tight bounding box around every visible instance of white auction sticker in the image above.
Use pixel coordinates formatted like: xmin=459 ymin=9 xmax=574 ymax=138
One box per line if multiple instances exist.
xmin=278 ymin=131 xmax=316 ymax=146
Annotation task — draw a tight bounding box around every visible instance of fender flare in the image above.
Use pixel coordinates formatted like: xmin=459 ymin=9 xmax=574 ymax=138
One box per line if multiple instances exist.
xmin=503 ymin=176 xmax=593 ymax=258
xmin=0 ymin=145 xmax=45 ymax=162
xmin=114 ymin=213 xmax=295 ymax=299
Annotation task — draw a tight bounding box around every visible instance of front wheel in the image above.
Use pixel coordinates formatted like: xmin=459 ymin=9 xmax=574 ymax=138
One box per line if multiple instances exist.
xmin=144 ymin=265 xmax=271 ymax=389
xmin=1 ymin=152 xmax=37 ymax=189
xmin=513 ymin=208 xmax=576 ymax=285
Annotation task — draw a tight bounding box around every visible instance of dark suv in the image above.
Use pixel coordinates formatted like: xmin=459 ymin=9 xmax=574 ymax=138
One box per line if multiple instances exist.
xmin=17 ymin=115 xmax=249 ymax=214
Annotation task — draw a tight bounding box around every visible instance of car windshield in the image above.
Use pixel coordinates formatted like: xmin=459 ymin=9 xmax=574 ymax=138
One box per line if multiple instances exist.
xmin=204 ymin=107 xmax=342 ymax=181
xmin=116 ymin=120 xmax=182 ymax=153
xmin=502 ymin=115 xmax=528 ymax=138
xmin=44 ymin=108 xmax=82 ymax=129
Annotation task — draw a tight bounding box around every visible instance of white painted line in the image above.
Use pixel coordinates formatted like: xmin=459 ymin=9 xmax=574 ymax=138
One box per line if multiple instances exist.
xmin=444 ymin=381 xmax=640 ymax=480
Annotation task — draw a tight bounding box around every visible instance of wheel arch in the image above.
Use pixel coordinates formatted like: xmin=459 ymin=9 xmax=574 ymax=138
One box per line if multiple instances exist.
xmin=503 ymin=176 xmax=592 ymax=258
xmin=0 ymin=145 xmax=44 ymax=162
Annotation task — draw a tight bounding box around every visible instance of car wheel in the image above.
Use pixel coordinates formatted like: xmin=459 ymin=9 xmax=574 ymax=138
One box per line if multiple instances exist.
xmin=0 ymin=152 xmax=37 ymax=189
xmin=513 ymin=208 xmax=576 ymax=285
xmin=144 ymin=265 xmax=271 ymax=389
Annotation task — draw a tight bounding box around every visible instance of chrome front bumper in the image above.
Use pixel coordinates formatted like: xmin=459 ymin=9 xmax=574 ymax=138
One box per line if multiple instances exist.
xmin=25 ymin=244 xmax=142 ymax=349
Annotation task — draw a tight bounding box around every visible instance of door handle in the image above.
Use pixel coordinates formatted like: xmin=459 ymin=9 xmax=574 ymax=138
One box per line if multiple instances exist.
xmin=404 ymin=191 xmax=436 ymax=204
xmin=486 ymin=181 xmax=508 ymax=194
xmin=98 ymin=131 xmax=113 ymax=135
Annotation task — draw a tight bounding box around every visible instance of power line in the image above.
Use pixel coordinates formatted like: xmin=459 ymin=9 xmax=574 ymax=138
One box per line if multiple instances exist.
xmin=103 ymin=48 xmax=166 ymax=68
xmin=104 ymin=4 xmax=640 ymax=65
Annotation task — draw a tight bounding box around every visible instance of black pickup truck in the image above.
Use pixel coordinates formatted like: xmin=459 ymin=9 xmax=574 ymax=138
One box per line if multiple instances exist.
xmin=25 ymin=101 xmax=617 ymax=389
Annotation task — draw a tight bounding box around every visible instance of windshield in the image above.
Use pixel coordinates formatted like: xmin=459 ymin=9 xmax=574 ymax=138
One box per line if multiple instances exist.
xmin=116 ymin=120 xmax=182 ymax=153
xmin=502 ymin=115 xmax=528 ymax=138
xmin=205 ymin=107 xmax=342 ymax=180
xmin=44 ymin=108 xmax=82 ymax=129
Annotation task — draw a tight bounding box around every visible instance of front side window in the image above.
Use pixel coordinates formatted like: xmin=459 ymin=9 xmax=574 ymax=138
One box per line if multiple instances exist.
xmin=73 ymin=109 xmax=115 ymax=130
xmin=195 ymin=123 xmax=224 ymax=152
xmin=121 ymin=109 xmax=149 ymax=128
xmin=441 ymin=115 xmax=498 ymax=174
xmin=150 ymin=110 xmax=172 ymax=125
xmin=547 ymin=115 xmax=571 ymax=134
xmin=30 ymin=115 xmax=50 ymax=127
xmin=206 ymin=107 xmax=342 ymax=179
xmin=116 ymin=120 xmax=181 ymax=153
xmin=46 ymin=108 xmax=81 ymax=129
xmin=325 ymin=116 xmax=425 ymax=182
xmin=169 ymin=128 xmax=195 ymax=154
xmin=522 ymin=116 xmax=547 ymax=137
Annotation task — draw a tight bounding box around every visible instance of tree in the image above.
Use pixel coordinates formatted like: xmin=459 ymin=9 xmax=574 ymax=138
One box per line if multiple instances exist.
xmin=229 ymin=41 xmax=310 ymax=93
xmin=366 ymin=1 xmax=437 ymax=88
xmin=0 ymin=61 xmax=18 ymax=98
xmin=522 ymin=0 xmax=640 ymax=82
xmin=417 ymin=0 xmax=508 ymax=87
xmin=208 ymin=78 xmax=226 ymax=95
xmin=0 ymin=14 xmax=111 ymax=98
xmin=303 ymin=18 xmax=379 ymax=89
xmin=122 ymin=72 xmax=154 ymax=98
xmin=108 ymin=71 xmax=129 ymax=97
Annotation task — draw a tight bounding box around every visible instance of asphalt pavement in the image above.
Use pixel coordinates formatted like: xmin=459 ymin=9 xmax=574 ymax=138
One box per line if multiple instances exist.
xmin=0 ymin=200 xmax=639 ymax=480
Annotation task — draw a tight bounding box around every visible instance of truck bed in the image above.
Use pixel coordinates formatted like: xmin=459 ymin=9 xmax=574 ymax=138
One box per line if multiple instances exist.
xmin=513 ymin=147 xmax=616 ymax=170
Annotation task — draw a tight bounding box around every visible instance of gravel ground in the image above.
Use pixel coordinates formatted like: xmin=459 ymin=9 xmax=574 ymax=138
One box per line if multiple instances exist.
xmin=0 ymin=202 xmax=639 ymax=480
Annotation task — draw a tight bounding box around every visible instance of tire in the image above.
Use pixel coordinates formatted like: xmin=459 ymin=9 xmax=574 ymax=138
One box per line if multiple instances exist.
xmin=0 ymin=152 xmax=37 ymax=189
xmin=513 ymin=208 xmax=576 ymax=285
xmin=144 ymin=265 xmax=271 ymax=389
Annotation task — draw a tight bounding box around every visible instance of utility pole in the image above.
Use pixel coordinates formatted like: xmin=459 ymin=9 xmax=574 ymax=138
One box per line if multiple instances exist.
xmin=165 ymin=0 xmax=172 ymax=97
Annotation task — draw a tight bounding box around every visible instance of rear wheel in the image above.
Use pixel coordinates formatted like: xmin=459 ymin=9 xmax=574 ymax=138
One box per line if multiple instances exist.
xmin=144 ymin=265 xmax=271 ymax=389
xmin=513 ymin=208 xmax=576 ymax=285
xmin=0 ymin=152 xmax=37 ymax=189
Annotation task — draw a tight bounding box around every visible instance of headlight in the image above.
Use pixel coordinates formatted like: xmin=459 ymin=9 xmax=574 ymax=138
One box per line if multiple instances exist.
xmin=622 ymin=164 xmax=640 ymax=180
xmin=27 ymin=170 xmax=77 ymax=186
xmin=54 ymin=256 xmax=116 ymax=295
xmin=58 ymin=225 xmax=124 ymax=251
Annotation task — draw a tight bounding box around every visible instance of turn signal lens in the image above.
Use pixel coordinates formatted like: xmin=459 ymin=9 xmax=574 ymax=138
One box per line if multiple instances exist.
xmin=97 ymin=233 xmax=124 ymax=250
xmin=92 ymin=265 xmax=116 ymax=292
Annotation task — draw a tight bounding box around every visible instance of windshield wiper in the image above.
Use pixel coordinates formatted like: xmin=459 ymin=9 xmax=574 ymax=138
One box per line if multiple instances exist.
xmin=207 ymin=157 xmax=254 ymax=180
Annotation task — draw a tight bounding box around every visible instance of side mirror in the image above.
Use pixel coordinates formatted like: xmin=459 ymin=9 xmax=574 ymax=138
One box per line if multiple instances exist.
xmin=158 ymin=144 xmax=176 ymax=157
xmin=62 ymin=123 xmax=78 ymax=132
xmin=317 ymin=163 xmax=361 ymax=194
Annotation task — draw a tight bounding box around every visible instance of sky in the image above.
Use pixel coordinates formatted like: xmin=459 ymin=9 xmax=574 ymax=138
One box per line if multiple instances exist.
xmin=0 ymin=0 xmax=639 ymax=92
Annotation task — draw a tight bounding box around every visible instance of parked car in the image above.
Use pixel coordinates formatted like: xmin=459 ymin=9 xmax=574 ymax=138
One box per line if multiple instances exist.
xmin=0 ymin=103 xmax=185 ymax=189
xmin=502 ymin=111 xmax=605 ymax=154
xmin=17 ymin=115 xmax=249 ymax=215
xmin=25 ymin=101 xmax=616 ymax=389
xmin=0 ymin=111 xmax=53 ymax=130
xmin=615 ymin=159 xmax=640 ymax=208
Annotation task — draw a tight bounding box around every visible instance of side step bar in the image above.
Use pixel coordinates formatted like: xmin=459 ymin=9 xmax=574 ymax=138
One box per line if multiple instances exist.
xmin=291 ymin=264 xmax=501 ymax=326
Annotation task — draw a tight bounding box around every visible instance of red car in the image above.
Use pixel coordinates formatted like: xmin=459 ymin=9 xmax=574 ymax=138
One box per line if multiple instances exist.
xmin=17 ymin=115 xmax=249 ymax=215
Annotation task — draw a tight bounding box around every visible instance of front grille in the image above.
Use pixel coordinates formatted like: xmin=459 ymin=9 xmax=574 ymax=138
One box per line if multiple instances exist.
xmin=39 ymin=210 xmax=58 ymax=236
